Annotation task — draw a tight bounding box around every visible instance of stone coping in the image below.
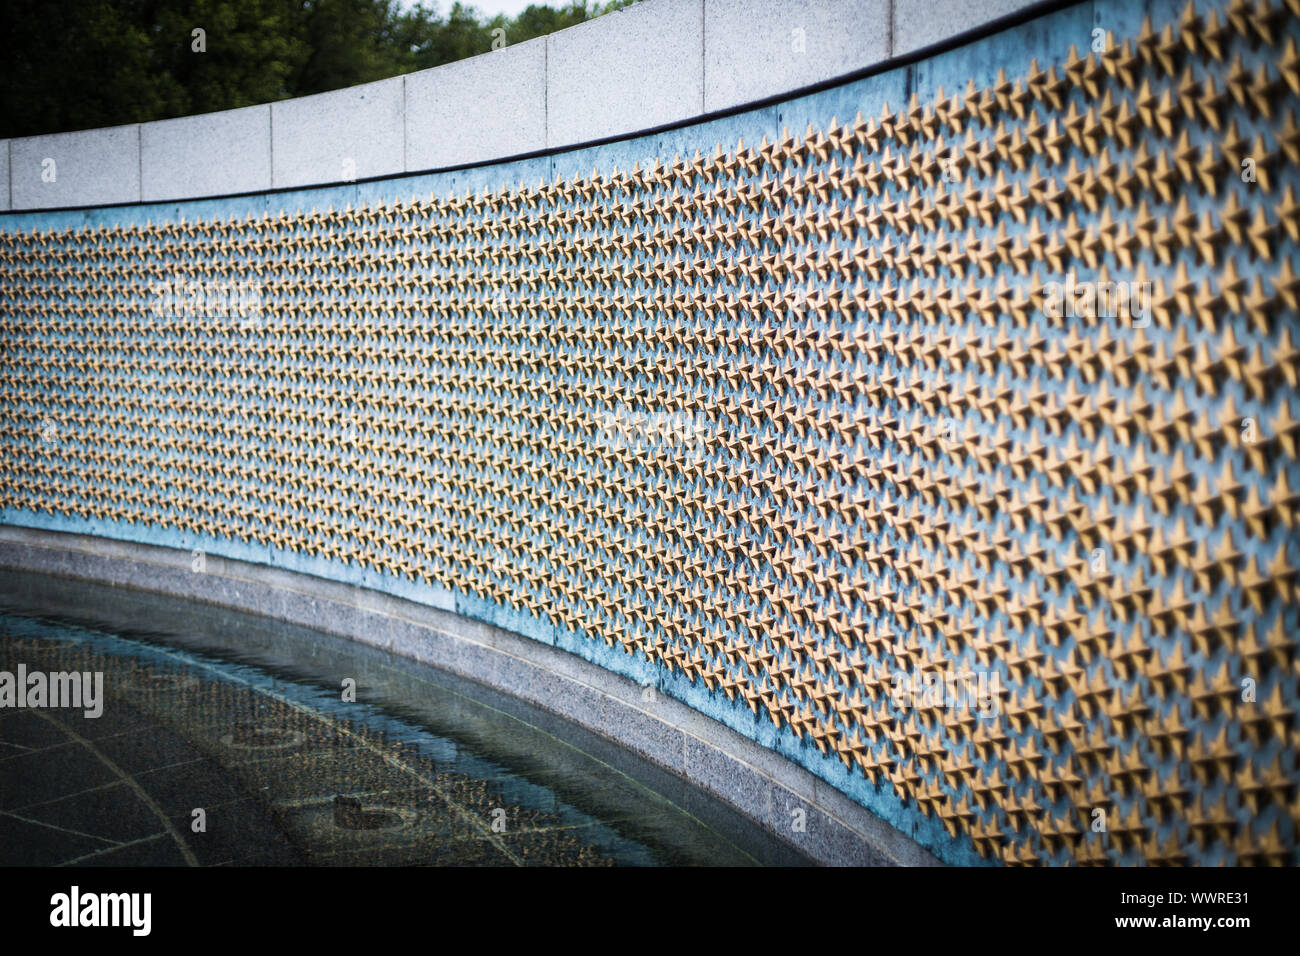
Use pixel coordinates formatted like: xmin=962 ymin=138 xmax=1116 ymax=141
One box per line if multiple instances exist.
xmin=1 ymin=0 xmax=1062 ymax=212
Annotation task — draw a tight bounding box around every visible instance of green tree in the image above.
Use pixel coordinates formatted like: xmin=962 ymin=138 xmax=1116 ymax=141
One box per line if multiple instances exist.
xmin=510 ymin=2 xmax=626 ymax=43
xmin=289 ymin=0 xmax=400 ymax=96
xmin=150 ymin=0 xmax=308 ymax=111
xmin=1 ymin=0 xmax=174 ymax=136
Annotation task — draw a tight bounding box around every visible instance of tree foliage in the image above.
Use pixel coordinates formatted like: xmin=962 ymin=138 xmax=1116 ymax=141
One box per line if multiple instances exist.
xmin=0 ymin=0 xmax=635 ymax=138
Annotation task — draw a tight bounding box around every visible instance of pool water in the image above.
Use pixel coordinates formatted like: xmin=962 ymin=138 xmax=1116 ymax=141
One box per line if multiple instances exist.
xmin=0 ymin=571 xmax=809 ymax=867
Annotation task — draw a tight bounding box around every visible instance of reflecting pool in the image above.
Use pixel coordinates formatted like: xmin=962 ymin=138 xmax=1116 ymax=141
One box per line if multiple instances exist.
xmin=0 ymin=571 xmax=809 ymax=866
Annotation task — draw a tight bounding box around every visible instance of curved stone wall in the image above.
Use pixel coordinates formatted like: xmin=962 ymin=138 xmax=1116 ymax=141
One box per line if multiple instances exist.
xmin=2 ymin=0 xmax=1299 ymax=866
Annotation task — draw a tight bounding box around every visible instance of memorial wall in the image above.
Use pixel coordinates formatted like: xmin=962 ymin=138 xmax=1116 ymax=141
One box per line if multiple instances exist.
xmin=2 ymin=0 xmax=1298 ymax=865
